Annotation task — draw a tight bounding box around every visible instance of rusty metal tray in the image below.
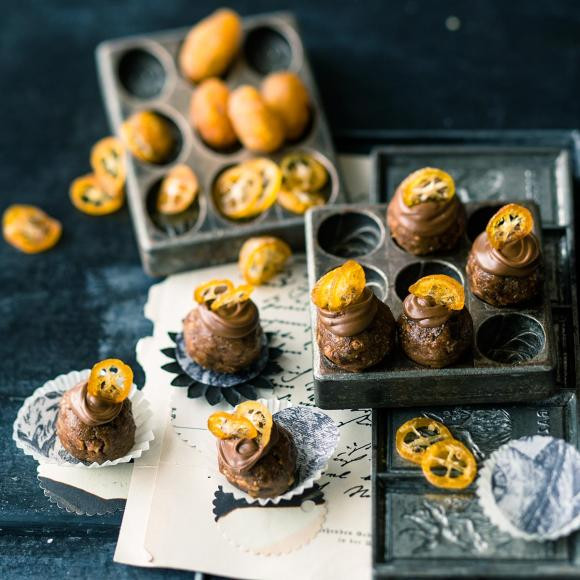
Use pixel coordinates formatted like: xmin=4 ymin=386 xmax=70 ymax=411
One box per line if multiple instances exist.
xmin=96 ymin=11 xmax=345 ymax=276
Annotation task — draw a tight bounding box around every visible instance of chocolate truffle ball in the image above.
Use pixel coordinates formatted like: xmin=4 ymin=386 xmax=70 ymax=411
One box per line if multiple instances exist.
xmin=316 ymin=288 xmax=396 ymax=372
xmin=184 ymin=300 xmax=263 ymax=374
xmin=466 ymin=232 xmax=542 ymax=307
xmin=398 ymin=295 xmax=473 ymax=368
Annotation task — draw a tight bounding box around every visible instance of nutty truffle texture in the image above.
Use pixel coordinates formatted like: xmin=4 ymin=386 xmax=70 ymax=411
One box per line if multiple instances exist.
xmin=56 ymin=391 xmax=135 ymax=464
xmin=317 ymin=299 xmax=396 ymax=372
xmin=398 ymin=308 xmax=473 ymax=368
xmin=183 ymin=306 xmax=263 ymax=374
xmin=466 ymin=252 xmax=542 ymax=307
xmin=218 ymin=425 xmax=297 ymax=498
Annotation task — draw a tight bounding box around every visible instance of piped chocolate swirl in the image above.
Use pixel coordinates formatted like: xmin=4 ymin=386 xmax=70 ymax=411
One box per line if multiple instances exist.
xmin=69 ymin=380 xmax=122 ymax=427
xmin=472 ymin=232 xmax=540 ymax=277
xmin=199 ymin=300 xmax=259 ymax=338
xmin=317 ymin=287 xmax=378 ymax=337
xmin=403 ymin=294 xmax=452 ymax=328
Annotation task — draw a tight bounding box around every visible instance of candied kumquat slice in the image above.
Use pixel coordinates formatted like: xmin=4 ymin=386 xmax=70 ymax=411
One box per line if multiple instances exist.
xmin=211 ymin=284 xmax=254 ymax=312
xmin=208 ymin=411 xmax=258 ymax=440
xmin=120 ymin=111 xmax=175 ymax=164
xmin=311 ymin=260 xmax=366 ymax=312
xmin=213 ymin=163 xmax=263 ymax=219
xmin=277 ymin=187 xmax=326 ymax=215
xmin=409 ymin=274 xmax=465 ymax=311
xmin=280 ymin=153 xmax=328 ymax=192
xmin=194 ymin=279 xmax=234 ymax=304
xmin=234 ymin=400 xmax=273 ymax=447
xmin=2 ymin=204 xmax=62 ymax=254
xmin=421 ymin=439 xmax=477 ymax=489
xmin=242 ymin=158 xmax=282 ymax=213
xmin=239 ymin=236 xmax=292 ymax=285
xmin=90 ymin=136 xmax=126 ymax=196
xmin=87 ymin=358 xmax=133 ymax=403
xmin=70 ymin=174 xmax=124 ymax=216
xmin=485 ymin=203 xmax=534 ymax=250
xmin=157 ymin=165 xmax=199 ymax=215
xmin=396 ymin=417 xmax=453 ymax=465
xmin=400 ymin=167 xmax=455 ymax=207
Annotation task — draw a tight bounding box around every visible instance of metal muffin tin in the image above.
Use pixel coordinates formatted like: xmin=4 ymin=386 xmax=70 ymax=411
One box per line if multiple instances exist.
xmin=306 ymin=199 xmax=555 ymax=409
xmin=369 ymin=140 xmax=579 ymax=578
xmin=306 ymin=143 xmax=578 ymax=410
xmin=96 ymin=11 xmax=345 ymax=276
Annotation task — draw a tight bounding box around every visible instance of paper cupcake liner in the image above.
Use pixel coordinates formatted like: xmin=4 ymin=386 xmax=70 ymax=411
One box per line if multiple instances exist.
xmin=213 ymin=484 xmax=327 ymax=555
xmin=13 ymin=369 xmax=155 ymax=468
xmin=191 ymin=398 xmax=340 ymax=506
xmin=174 ymin=331 xmax=270 ymax=388
xmin=476 ymin=435 xmax=580 ymax=541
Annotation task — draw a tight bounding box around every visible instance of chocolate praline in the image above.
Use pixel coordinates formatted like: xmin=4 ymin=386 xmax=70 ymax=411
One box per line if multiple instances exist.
xmin=316 ymin=288 xmax=396 ymax=372
xmin=387 ymin=187 xmax=466 ymax=255
xmin=217 ymin=422 xmax=297 ymax=498
xmin=56 ymin=381 xmax=136 ymax=464
xmin=183 ymin=299 xmax=263 ymax=374
xmin=398 ymin=295 xmax=473 ymax=368
xmin=466 ymin=232 xmax=542 ymax=307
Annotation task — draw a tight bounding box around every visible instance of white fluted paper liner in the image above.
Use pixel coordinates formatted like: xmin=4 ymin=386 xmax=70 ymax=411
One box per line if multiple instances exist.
xmin=183 ymin=398 xmax=340 ymax=506
xmin=476 ymin=435 xmax=580 ymax=542
xmin=13 ymin=369 xmax=154 ymax=468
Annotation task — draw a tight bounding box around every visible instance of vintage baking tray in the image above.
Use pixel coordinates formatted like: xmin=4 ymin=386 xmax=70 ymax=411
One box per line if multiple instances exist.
xmin=306 ymin=200 xmax=556 ymax=409
xmin=366 ymin=140 xmax=579 ymax=577
xmin=96 ymin=11 xmax=346 ymax=276
xmin=372 ymin=392 xmax=580 ymax=578
xmin=305 ymin=145 xmax=576 ymax=409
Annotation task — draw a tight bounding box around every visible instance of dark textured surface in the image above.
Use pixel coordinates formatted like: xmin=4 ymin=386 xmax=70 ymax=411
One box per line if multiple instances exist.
xmin=1 ymin=0 xmax=579 ymax=578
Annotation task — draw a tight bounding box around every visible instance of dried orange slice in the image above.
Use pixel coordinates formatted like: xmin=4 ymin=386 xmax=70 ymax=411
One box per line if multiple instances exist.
xmin=421 ymin=439 xmax=477 ymax=489
xmin=2 ymin=204 xmax=62 ymax=254
xmin=194 ymin=279 xmax=234 ymax=305
xmin=208 ymin=411 xmax=258 ymax=440
xmin=90 ymin=136 xmax=126 ymax=196
xmin=280 ymin=153 xmax=328 ymax=192
xmin=311 ymin=260 xmax=366 ymax=312
xmin=485 ymin=203 xmax=534 ymax=250
xmin=87 ymin=358 xmax=133 ymax=403
xmin=70 ymin=174 xmax=124 ymax=216
xmin=157 ymin=165 xmax=199 ymax=215
xmin=235 ymin=400 xmax=273 ymax=447
xmin=408 ymin=274 xmax=465 ymax=311
xmin=120 ymin=111 xmax=175 ymax=164
xmin=400 ymin=167 xmax=455 ymax=207
xmin=213 ymin=164 xmax=263 ymax=219
xmin=211 ymin=284 xmax=254 ymax=312
xmin=277 ymin=188 xmax=326 ymax=215
xmin=243 ymin=158 xmax=282 ymax=214
xmin=239 ymin=236 xmax=292 ymax=285
xmin=396 ymin=418 xmax=452 ymax=465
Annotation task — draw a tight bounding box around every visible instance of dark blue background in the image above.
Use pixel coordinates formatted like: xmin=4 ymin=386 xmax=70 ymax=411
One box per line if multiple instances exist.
xmin=1 ymin=1 xmax=579 ymax=578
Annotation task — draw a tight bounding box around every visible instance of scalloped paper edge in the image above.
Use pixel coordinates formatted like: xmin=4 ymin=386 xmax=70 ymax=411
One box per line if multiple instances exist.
xmin=13 ymin=369 xmax=154 ymax=469
xmin=476 ymin=435 xmax=580 ymax=542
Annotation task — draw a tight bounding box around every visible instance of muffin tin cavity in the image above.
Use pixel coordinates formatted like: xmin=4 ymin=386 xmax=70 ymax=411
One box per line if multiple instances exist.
xmin=317 ymin=211 xmax=383 ymax=258
xmin=477 ymin=314 xmax=545 ymax=364
xmin=394 ymin=261 xmax=463 ymax=301
xmin=97 ymin=11 xmax=345 ymax=275
xmin=243 ymin=25 xmax=294 ymax=74
xmin=306 ymin=201 xmax=555 ymax=410
xmin=145 ymin=175 xmax=204 ymax=236
xmin=117 ymin=47 xmax=167 ymax=100
xmin=466 ymin=204 xmax=503 ymax=242
xmin=363 ymin=265 xmax=389 ymax=301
